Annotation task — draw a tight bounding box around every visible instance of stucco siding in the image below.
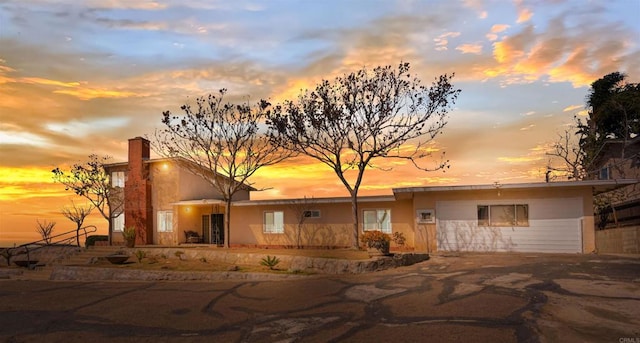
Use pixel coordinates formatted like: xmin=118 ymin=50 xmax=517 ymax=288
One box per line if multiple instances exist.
xmin=436 ymin=198 xmax=583 ymax=253
xmin=230 ymin=199 xmax=414 ymax=248
xmin=178 ymin=169 xmax=224 ymax=201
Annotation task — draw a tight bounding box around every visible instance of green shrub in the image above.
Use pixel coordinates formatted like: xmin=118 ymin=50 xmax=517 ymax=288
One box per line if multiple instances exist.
xmin=85 ymin=235 xmax=108 ymax=247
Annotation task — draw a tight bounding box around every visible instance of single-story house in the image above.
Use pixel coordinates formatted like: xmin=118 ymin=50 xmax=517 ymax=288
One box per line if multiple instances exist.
xmin=105 ymin=137 xmax=637 ymax=253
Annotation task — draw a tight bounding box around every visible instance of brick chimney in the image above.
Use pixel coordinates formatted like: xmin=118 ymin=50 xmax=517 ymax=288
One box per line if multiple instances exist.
xmin=125 ymin=137 xmax=153 ymax=245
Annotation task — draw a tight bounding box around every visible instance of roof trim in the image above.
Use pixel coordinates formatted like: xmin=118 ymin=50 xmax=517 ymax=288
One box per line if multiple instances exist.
xmin=171 ymin=199 xmax=225 ymax=206
xmin=392 ymin=179 xmax=639 ymax=195
xmin=104 ymin=157 xmax=187 ymax=168
xmin=232 ymin=195 xmax=396 ymax=207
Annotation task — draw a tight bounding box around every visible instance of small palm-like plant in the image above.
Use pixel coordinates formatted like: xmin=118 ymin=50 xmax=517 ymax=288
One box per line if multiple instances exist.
xmin=260 ymin=255 xmax=280 ymax=270
xmin=134 ymin=250 xmax=146 ymax=263
xmin=123 ymin=226 xmax=136 ymax=247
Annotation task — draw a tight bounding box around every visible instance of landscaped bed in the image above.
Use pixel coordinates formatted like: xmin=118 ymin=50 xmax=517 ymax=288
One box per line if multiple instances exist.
xmin=96 ymin=253 xmax=295 ymax=274
xmin=63 ymin=248 xmax=428 ymax=280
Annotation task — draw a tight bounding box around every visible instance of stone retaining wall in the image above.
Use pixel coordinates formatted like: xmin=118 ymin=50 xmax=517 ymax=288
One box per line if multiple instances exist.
xmin=50 ymin=251 xmax=429 ymax=281
xmin=110 ymin=247 xmax=429 ymax=274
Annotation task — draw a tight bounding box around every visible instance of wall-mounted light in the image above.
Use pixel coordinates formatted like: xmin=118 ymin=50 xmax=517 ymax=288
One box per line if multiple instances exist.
xmin=494 ymin=181 xmax=502 ymax=197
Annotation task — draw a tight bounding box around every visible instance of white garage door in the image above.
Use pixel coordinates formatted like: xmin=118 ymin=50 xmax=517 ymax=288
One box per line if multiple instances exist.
xmin=436 ymin=197 xmax=583 ymax=253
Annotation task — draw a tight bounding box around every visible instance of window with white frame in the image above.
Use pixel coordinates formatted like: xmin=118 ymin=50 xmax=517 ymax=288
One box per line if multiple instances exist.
xmin=264 ymin=211 xmax=284 ymax=233
xmin=363 ymin=209 xmax=392 ymax=233
xmin=111 ymin=171 xmax=125 ymax=187
xmin=112 ymin=213 xmax=124 ymax=232
xmin=477 ymin=204 xmax=529 ymax=227
xmin=157 ymin=210 xmax=174 ymax=232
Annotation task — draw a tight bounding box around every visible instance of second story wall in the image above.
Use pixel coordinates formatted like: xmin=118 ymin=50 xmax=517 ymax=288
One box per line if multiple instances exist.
xmin=178 ymin=168 xmax=225 ymax=201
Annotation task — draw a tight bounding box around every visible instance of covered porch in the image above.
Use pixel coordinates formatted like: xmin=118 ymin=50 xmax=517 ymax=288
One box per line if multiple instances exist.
xmin=172 ymin=199 xmax=227 ymax=246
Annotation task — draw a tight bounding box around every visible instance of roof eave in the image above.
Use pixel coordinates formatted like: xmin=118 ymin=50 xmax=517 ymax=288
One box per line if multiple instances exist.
xmin=393 ymin=179 xmax=639 ymax=196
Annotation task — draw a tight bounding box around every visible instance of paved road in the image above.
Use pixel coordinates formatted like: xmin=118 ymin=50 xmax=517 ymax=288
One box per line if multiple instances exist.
xmin=1 ymin=253 xmax=638 ymax=342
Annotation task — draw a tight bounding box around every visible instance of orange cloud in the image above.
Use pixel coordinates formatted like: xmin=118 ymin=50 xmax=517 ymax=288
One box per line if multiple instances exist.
xmin=418 ymin=176 xmax=462 ymax=184
xmin=456 ymin=43 xmax=483 ymax=55
xmin=497 ymin=155 xmax=543 ymax=163
xmin=514 ymin=0 xmax=533 ymax=23
xmin=486 ymin=24 xmax=510 ymax=41
xmin=54 ymin=87 xmax=139 ymax=100
xmin=0 ymin=167 xmax=67 ymax=201
xmin=562 ymin=105 xmax=583 ymax=112
xmin=3 ymin=69 xmax=144 ymax=100
xmin=484 ymin=22 xmax=616 ymax=88
xmin=462 ymin=0 xmax=487 ymax=19
xmin=85 ymin=0 xmax=167 ymax=10
xmin=434 ymin=32 xmax=461 ymax=51
xmin=517 ymin=8 xmax=533 ymax=23
xmin=491 ymin=24 xmax=510 ymax=34
xmin=21 ymin=77 xmax=81 ymax=88
xmin=0 ymin=167 xmax=54 ymax=184
xmin=519 ymin=124 xmax=536 ymax=131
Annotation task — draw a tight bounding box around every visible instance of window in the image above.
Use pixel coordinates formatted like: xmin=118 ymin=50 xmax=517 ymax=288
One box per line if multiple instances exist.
xmin=477 ymin=204 xmax=528 ymax=227
xmin=417 ymin=209 xmax=435 ymax=223
xmin=303 ymin=210 xmax=321 ymax=218
xmin=363 ymin=209 xmax=392 ymax=233
xmin=112 ymin=213 xmax=124 ymax=232
xmin=599 ymin=166 xmax=610 ymax=180
xmin=264 ymin=211 xmax=284 ymax=233
xmin=157 ymin=211 xmax=173 ymax=232
xmin=111 ymin=171 xmax=125 ymax=187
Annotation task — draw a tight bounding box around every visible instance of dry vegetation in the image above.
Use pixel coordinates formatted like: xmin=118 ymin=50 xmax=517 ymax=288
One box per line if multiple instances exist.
xmin=95 ymin=248 xmax=371 ymax=273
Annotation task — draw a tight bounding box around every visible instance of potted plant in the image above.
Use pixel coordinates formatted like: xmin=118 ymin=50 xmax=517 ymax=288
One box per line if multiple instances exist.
xmin=360 ymin=230 xmax=391 ymax=257
xmin=123 ymin=226 xmax=137 ymax=248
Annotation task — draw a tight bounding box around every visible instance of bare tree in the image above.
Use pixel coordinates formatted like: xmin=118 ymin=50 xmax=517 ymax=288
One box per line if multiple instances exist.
xmin=35 ymin=220 xmax=56 ymax=245
xmin=268 ymin=62 xmax=460 ymax=248
xmin=546 ymin=122 xmax=589 ymax=181
xmin=287 ymin=196 xmax=317 ymax=249
xmin=52 ymin=154 xmax=123 ymax=245
xmin=62 ymin=201 xmax=95 ymax=247
xmin=154 ymin=89 xmax=293 ymax=248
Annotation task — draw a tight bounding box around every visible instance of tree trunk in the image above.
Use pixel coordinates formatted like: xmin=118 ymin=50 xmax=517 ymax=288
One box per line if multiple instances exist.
xmin=350 ymin=192 xmax=359 ymax=249
xmin=107 ymin=216 xmax=113 ymax=246
xmin=611 ymin=203 xmax=619 ymax=228
xmin=225 ymin=199 xmax=232 ymax=248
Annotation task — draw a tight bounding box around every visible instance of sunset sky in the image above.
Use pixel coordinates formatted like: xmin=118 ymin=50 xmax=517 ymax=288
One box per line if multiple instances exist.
xmin=1 ymin=0 xmax=639 ymax=245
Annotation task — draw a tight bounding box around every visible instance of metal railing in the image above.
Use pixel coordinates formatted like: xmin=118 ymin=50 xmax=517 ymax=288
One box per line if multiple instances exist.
xmin=1 ymin=226 xmax=98 ymax=269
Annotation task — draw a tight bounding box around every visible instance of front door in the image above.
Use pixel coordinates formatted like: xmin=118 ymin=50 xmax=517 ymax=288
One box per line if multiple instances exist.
xmin=210 ymin=214 xmax=224 ymax=246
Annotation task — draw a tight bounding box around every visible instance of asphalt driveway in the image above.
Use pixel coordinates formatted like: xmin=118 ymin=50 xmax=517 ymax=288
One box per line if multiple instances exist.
xmin=1 ymin=253 xmax=638 ymax=342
